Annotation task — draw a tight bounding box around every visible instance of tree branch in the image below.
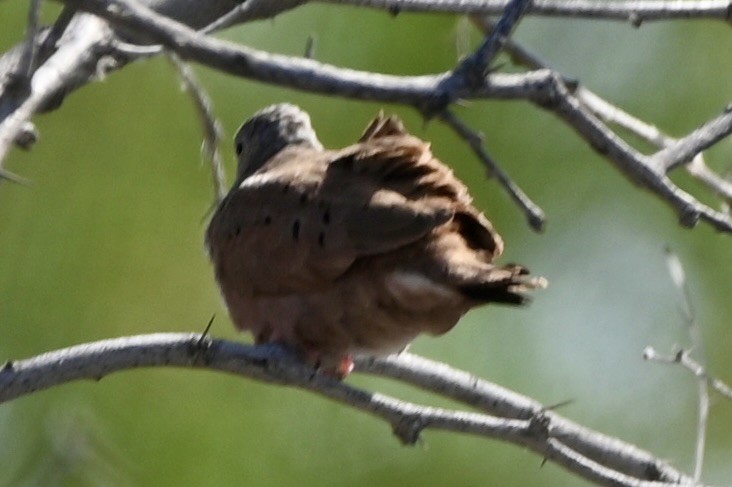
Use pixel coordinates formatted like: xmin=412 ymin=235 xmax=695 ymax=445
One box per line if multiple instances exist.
xmin=644 ymin=250 xmax=732 ymax=482
xmin=651 ymin=109 xmax=732 ymax=172
xmin=3 ymin=0 xmax=731 ymax=233
xmin=439 ymin=109 xmax=546 ymax=230
xmin=0 ymin=13 xmax=116 ymax=169
xmin=54 ymin=0 xmax=732 ymax=233
xmin=0 ymin=333 xmax=708 ymax=487
xmin=317 ymin=0 xmax=732 ymax=23
xmin=166 ymin=53 xmax=227 ymax=202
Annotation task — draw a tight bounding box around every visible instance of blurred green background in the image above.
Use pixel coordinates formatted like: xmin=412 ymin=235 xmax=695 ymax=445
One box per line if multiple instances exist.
xmin=1 ymin=2 xmax=731 ymax=486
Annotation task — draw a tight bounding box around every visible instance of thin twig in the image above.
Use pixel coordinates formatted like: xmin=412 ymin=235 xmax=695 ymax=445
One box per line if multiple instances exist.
xmin=687 ymin=157 xmax=732 ymax=205
xmin=430 ymin=0 xmax=544 ymax=229
xmin=0 ymin=333 xmax=708 ymax=487
xmin=439 ymin=109 xmax=545 ymax=230
xmin=457 ymin=0 xmax=532 ymax=81
xmin=20 ymin=0 xmax=43 ymax=79
xmin=0 ymin=169 xmax=31 ymax=185
xmin=166 ymin=52 xmax=227 ymax=202
xmin=420 ymin=0 xmax=532 ymax=115
xmin=644 ymin=347 xmax=732 ymax=401
xmin=651 ymin=108 xmax=732 ymax=172
xmin=469 ymin=15 xmax=554 ymax=72
xmin=643 ymin=249 xmax=719 ymax=482
xmin=667 ymin=249 xmax=707 ymax=483
xmin=575 ymin=88 xmax=670 ymax=147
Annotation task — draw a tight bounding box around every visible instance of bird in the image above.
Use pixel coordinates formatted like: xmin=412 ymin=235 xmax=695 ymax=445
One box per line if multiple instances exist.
xmin=205 ymin=103 xmax=546 ymax=377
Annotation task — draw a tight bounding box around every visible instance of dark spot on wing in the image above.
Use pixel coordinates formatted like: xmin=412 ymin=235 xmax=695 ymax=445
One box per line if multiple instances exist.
xmin=318 ymin=232 xmax=325 ymax=248
xmin=292 ymin=220 xmax=300 ymax=241
xmin=228 ymin=225 xmax=241 ymax=240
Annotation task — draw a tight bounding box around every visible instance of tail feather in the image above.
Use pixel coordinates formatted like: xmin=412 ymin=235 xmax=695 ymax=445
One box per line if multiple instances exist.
xmin=458 ymin=265 xmax=547 ymax=305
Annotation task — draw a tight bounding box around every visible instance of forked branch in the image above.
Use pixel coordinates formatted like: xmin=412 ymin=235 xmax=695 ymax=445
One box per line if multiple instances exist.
xmin=0 ymin=333 xmax=706 ymax=487
xmin=1 ymin=0 xmax=730 ymax=233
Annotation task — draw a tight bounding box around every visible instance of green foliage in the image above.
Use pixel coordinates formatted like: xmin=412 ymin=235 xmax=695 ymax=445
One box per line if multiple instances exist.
xmin=1 ymin=5 xmax=731 ymax=486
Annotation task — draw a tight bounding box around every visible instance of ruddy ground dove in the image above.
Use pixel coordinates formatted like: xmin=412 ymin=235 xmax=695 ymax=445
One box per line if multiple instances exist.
xmin=206 ymin=104 xmax=546 ymax=376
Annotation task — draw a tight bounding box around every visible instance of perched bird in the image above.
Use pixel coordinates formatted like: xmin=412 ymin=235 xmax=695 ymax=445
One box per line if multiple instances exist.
xmin=206 ymin=104 xmax=546 ymax=377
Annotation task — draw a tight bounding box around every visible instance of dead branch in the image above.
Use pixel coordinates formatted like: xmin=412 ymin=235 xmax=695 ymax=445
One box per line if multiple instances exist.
xmin=2 ymin=0 xmax=729 ymax=232
xmin=0 ymin=333 xmax=708 ymax=487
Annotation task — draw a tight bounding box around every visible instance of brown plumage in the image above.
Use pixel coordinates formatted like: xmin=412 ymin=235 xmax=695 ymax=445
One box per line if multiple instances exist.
xmin=206 ymin=104 xmax=546 ymax=376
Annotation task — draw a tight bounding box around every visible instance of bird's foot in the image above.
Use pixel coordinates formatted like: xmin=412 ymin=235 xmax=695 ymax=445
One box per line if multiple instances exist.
xmin=304 ymin=349 xmax=354 ymax=379
xmin=332 ymin=355 xmax=355 ymax=378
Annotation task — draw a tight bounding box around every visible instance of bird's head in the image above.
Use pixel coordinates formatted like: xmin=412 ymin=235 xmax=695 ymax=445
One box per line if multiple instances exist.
xmin=233 ymin=103 xmax=323 ymax=183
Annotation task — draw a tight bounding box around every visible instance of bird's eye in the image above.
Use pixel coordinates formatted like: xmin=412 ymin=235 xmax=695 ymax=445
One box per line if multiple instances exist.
xmin=236 ymin=142 xmax=243 ymax=155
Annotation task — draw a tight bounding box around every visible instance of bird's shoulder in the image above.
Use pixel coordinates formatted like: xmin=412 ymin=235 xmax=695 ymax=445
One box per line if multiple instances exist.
xmin=327 ymin=120 xmax=469 ymax=207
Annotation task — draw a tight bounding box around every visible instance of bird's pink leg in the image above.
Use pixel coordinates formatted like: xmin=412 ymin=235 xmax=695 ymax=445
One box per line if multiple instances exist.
xmin=335 ymin=355 xmax=355 ymax=378
xmin=303 ymin=348 xmax=354 ymax=379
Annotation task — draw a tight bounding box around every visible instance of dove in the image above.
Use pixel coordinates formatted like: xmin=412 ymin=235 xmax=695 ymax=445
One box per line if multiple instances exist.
xmin=205 ymin=104 xmax=546 ymax=377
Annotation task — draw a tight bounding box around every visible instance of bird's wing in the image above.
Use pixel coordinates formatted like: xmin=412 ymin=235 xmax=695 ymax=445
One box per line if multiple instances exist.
xmin=328 ymin=115 xmax=504 ymax=258
xmin=206 ymin=115 xmax=503 ymax=296
xmin=206 ymin=161 xmax=454 ymax=295
xmin=205 ymin=148 xmax=357 ymax=294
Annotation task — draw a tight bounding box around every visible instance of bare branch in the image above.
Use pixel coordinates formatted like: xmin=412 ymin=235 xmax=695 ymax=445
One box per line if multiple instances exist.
xmin=469 ymin=14 xmax=553 ymax=72
xmin=36 ymin=0 xmax=731 ymax=235
xmin=439 ymin=110 xmax=545 ymax=230
xmin=317 ymin=0 xmax=732 ymax=23
xmin=431 ymin=0 xmax=545 ymax=229
xmin=644 ymin=347 xmax=732 ymax=401
xmin=167 ymin=53 xmax=227 ymax=203
xmin=470 ymin=15 xmax=732 ymax=226
xmin=576 ymin=90 xmax=732 ymax=205
xmin=358 ymin=353 xmax=694 ymax=484
xmin=469 ymin=15 xmax=732 ymax=231
xmin=2 ymin=0 xmax=730 ymax=237
xmin=667 ymin=249 xmax=707 ymax=483
xmin=20 ymin=0 xmax=43 ymax=80
xmin=643 ymin=250 xmax=732 ymax=482
xmin=0 ymin=168 xmax=31 ymax=185
xmin=0 ymin=14 xmax=116 ymax=171
xmin=419 ymin=0 xmax=532 ymax=115
xmin=687 ymin=157 xmax=732 ymax=205
xmin=575 ymin=87 xmax=670 ymax=147
xmin=652 ymin=109 xmax=732 ymax=173
xmin=457 ymin=0 xmax=532 ymax=82
xmin=0 ymin=333 xmax=707 ymax=487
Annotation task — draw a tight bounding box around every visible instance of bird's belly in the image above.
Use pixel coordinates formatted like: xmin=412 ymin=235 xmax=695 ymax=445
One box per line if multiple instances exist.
xmin=221 ymin=277 xmax=467 ymax=362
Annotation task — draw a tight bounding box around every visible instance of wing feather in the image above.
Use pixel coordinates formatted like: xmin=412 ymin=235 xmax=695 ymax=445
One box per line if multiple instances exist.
xmin=206 ymin=115 xmax=503 ymax=296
